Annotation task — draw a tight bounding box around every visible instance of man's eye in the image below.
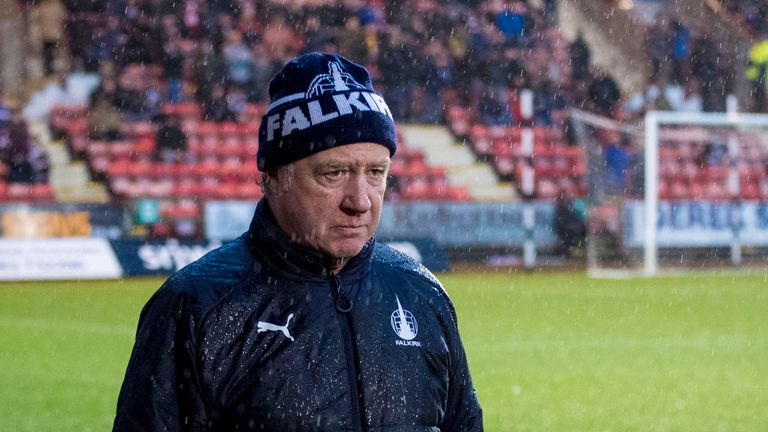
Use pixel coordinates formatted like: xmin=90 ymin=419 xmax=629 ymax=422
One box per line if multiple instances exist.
xmin=325 ymin=170 xmax=344 ymax=179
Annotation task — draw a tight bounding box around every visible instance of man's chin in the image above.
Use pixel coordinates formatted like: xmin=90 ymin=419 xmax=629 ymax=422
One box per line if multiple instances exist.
xmin=324 ymin=238 xmax=370 ymax=263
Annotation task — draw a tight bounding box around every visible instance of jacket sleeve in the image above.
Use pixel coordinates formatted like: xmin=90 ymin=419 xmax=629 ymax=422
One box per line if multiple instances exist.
xmin=440 ymin=302 xmax=483 ymax=432
xmin=113 ymin=280 xmax=207 ymax=431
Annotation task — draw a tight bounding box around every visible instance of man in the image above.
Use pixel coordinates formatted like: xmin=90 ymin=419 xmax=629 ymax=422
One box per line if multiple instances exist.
xmin=114 ymin=52 xmax=483 ymax=431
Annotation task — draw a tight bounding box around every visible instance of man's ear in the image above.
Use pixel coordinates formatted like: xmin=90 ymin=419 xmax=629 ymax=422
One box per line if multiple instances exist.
xmin=264 ymin=165 xmax=294 ymax=198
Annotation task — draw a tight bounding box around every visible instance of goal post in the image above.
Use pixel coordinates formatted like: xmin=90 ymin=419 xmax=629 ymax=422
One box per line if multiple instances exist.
xmin=570 ymin=108 xmax=768 ymax=277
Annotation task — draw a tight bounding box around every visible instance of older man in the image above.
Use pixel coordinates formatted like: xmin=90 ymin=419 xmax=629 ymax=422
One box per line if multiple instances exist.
xmin=114 ymin=53 xmax=483 ymax=431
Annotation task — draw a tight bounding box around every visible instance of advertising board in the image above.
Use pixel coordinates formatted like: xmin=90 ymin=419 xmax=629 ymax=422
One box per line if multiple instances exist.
xmin=0 ymin=203 xmax=123 ymax=239
xmin=0 ymin=238 xmax=123 ymax=280
xmin=624 ymin=200 xmax=768 ymax=247
xmin=111 ymin=239 xmax=222 ymax=276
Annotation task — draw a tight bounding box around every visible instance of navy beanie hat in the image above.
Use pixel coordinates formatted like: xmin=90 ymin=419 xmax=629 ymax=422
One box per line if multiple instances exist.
xmin=257 ymin=52 xmax=397 ymax=171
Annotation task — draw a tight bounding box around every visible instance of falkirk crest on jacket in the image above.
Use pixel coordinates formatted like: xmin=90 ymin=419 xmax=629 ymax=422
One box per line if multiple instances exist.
xmin=391 ymin=296 xmax=421 ymax=347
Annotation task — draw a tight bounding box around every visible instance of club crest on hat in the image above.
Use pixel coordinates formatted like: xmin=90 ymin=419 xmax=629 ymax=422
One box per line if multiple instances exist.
xmin=307 ymin=62 xmax=368 ymax=98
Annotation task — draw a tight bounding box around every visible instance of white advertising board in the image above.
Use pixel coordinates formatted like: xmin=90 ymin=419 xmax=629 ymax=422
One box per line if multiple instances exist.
xmin=0 ymin=238 xmax=123 ymax=280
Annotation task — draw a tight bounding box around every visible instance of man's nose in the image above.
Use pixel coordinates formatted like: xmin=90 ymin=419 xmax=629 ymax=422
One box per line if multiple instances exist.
xmin=341 ymin=175 xmax=372 ymax=214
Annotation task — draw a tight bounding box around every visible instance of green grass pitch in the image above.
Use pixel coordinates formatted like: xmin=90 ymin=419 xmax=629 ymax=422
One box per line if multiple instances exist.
xmin=1 ymin=271 xmax=767 ymax=431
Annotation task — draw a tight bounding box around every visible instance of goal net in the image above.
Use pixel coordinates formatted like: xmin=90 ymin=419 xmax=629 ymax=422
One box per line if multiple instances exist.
xmin=570 ymin=109 xmax=768 ymax=277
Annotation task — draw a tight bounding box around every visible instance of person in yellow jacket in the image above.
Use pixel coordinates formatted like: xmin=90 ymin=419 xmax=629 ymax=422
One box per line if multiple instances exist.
xmin=746 ymin=38 xmax=768 ymax=112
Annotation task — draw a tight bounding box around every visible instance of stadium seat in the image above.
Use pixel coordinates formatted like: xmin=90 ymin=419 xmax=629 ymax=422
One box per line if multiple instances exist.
xmin=106 ymin=160 xmax=131 ymax=178
xmin=446 ymin=186 xmax=471 ymax=201
xmin=134 ymin=136 xmax=156 ymax=155
xmin=494 ymin=156 xmax=515 ymax=177
xmin=127 ymin=161 xmax=154 ymax=178
xmin=741 ymin=181 xmax=760 ymax=200
xmin=238 ymin=160 xmax=261 ymax=182
xmin=237 ymin=182 xmax=263 ymax=200
xmin=213 ymin=181 xmax=239 ymax=199
xmin=536 ymin=178 xmax=558 ymax=199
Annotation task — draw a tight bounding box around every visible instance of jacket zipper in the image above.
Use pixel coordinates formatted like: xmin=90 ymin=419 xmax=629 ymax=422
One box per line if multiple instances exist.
xmin=332 ymin=273 xmax=365 ymax=432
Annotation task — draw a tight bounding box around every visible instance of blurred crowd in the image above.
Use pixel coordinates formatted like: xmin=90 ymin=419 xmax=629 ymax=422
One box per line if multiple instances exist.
xmin=17 ymin=0 xmax=768 ymax=126
xmin=27 ymin=0 xmax=604 ymax=130
xmin=4 ymin=0 xmax=768 ymax=188
xmin=718 ymin=0 xmax=768 ymax=36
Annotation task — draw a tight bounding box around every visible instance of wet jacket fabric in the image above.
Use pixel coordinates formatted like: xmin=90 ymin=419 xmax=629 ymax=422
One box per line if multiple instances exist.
xmin=114 ymin=201 xmax=483 ymax=431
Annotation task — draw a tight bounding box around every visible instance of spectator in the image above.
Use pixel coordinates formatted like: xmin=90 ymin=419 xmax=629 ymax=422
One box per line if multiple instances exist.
xmin=154 ymin=113 xmax=188 ymax=163
xmin=336 ymin=15 xmax=369 ymax=63
xmin=202 ymin=82 xmax=237 ymax=122
xmin=690 ymin=34 xmax=727 ymax=112
xmin=588 ymin=71 xmax=622 ymax=117
xmin=222 ymin=31 xmax=255 ymax=93
xmin=193 ymin=40 xmax=229 ymax=105
xmin=377 ymin=26 xmax=417 ymax=119
xmin=163 ymin=37 xmax=185 ymax=103
xmin=26 ymin=140 xmax=51 ymax=184
xmin=746 ymin=35 xmax=768 ymax=112
xmin=602 ymin=129 xmax=631 ymax=194
xmin=0 ymin=103 xmax=16 ymax=172
xmin=261 ymin=13 xmax=300 ymax=61
xmin=553 ymin=187 xmax=586 ymax=257
xmin=182 ymin=0 xmax=204 ymax=39
xmin=669 ymin=20 xmax=691 ymax=83
xmin=477 ymin=86 xmax=514 ymax=125
xmin=303 ymin=15 xmax=334 ymax=53
xmin=533 ymin=78 xmax=566 ymax=126
xmin=248 ymin=45 xmax=278 ymax=102
xmin=646 ymin=20 xmax=670 ymax=82
xmin=569 ymin=31 xmax=591 ymax=81
xmin=31 ymin=0 xmax=67 ymax=76
xmin=88 ymin=94 xmax=123 ymax=141
xmin=496 ymin=1 xmax=527 ymax=48
xmin=2 ymin=110 xmax=49 ymax=184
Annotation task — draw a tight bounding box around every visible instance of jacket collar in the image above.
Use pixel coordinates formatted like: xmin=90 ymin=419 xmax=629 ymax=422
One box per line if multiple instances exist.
xmin=245 ymin=199 xmax=373 ymax=282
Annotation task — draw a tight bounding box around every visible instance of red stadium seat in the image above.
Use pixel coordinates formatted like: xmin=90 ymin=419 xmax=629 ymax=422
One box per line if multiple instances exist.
xmin=106 ymin=160 xmax=131 ymax=178
xmin=127 ymin=161 xmax=154 ymax=178
xmin=446 ymin=186 xmax=471 ymax=201
xmin=401 ymin=181 xmax=431 ymax=201
xmin=493 ymin=156 xmax=515 ymax=176
xmin=237 ymin=182 xmax=263 ymax=200
xmin=213 ymin=181 xmax=239 ymax=199
xmin=741 ymin=181 xmax=760 ymax=200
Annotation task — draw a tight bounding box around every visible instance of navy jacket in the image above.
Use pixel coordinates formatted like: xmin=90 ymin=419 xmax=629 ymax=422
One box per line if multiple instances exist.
xmin=114 ymin=201 xmax=482 ymax=431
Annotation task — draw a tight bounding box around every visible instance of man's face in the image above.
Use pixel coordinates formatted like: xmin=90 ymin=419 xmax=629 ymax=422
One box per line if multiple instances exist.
xmin=267 ymin=142 xmax=391 ymax=262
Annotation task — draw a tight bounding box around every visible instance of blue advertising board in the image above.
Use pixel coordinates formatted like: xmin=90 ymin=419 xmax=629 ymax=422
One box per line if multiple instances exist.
xmin=111 ymin=239 xmax=222 ymax=276
xmin=624 ymin=200 xmax=768 ymax=247
xmin=378 ymin=202 xmax=557 ymax=248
